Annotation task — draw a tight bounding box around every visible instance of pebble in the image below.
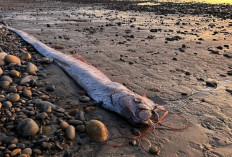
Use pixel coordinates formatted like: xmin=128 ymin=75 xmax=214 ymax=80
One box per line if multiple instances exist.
xmin=22 ymin=148 xmax=32 ymax=155
xmin=8 ymin=144 xmax=17 ymax=150
xmin=26 ymin=62 xmax=38 ymax=74
xmin=6 ymin=93 xmax=20 ymax=102
xmin=3 ymin=101 xmax=13 ymax=108
xmin=69 ymin=109 xmax=79 ymax=116
xmin=68 ymin=120 xmax=83 ymax=125
xmin=0 ymin=52 xmax=7 ymax=59
xmin=0 ymin=81 xmax=10 ymax=88
xmin=46 ymin=85 xmax=55 ymax=92
xmin=55 ymin=45 xmax=66 ymax=49
xmin=35 ymin=112 xmax=48 ymax=120
xmin=42 ymin=126 xmax=52 ymax=134
xmin=23 ymin=88 xmax=32 ymax=98
xmin=2 ymin=136 xmax=18 ymax=144
xmin=41 ymin=142 xmax=52 ymax=150
xmin=79 ymin=95 xmax=91 ymax=102
xmin=33 ymin=148 xmax=42 ymax=155
xmin=84 ymin=106 xmax=96 ymax=113
xmin=66 ymin=125 xmax=75 ymax=140
xmin=17 ymin=118 xmax=39 ymax=136
xmin=206 ymin=79 xmax=217 ymax=88
xmin=10 ymin=70 xmax=20 ymax=77
xmin=86 ymin=120 xmax=108 ymax=142
xmin=0 ymin=75 xmax=12 ymax=83
xmin=0 ymin=59 xmax=5 ymax=66
xmin=149 ymin=145 xmax=160 ymax=155
xmin=0 ymin=67 xmax=3 ymax=76
xmin=76 ymin=125 xmax=86 ymax=133
xmin=11 ymin=148 xmax=21 ymax=156
xmin=60 ymin=120 xmax=69 ymax=130
xmin=21 ymin=53 xmax=31 ymax=60
xmin=74 ymin=111 xmax=85 ymax=121
xmin=4 ymin=55 xmax=21 ymax=65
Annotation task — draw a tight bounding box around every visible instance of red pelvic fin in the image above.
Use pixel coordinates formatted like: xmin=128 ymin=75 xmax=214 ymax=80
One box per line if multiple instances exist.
xmin=142 ymin=93 xmax=147 ymax=98
xmin=73 ymin=55 xmax=91 ymax=65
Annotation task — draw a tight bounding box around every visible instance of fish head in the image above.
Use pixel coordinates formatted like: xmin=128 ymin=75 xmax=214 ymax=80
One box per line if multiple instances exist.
xmin=126 ymin=95 xmax=155 ymax=126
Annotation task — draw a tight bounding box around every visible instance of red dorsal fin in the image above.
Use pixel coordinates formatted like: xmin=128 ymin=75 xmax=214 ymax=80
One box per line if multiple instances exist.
xmin=142 ymin=93 xmax=147 ymax=98
xmin=73 ymin=55 xmax=91 ymax=65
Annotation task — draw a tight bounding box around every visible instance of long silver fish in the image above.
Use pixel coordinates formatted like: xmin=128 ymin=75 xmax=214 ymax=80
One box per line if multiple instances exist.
xmin=1 ymin=24 xmax=157 ymax=126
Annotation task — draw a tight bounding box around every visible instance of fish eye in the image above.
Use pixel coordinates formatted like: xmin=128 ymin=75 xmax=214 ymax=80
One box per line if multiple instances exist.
xmin=133 ymin=98 xmax=142 ymax=103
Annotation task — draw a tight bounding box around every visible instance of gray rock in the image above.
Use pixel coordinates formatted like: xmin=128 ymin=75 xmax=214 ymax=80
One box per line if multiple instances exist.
xmin=26 ymin=62 xmax=38 ymax=74
xmin=41 ymin=142 xmax=52 ymax=150
xmin=79 ymin=95 xmax=91 ymax=102
xmin=7 ymin=144 xmax=16 ymax=150
xmin=74 ymin=111 xmax=85 ymax=121
xmin=66 ymin=125 xmax=75 ymax=140
xmin=0 ymin=76 xmax=12 ymax=83
xmin=3 ymin=101 xmax=13 ymax=108
xmin=0 ymin=68 xmax=3 ymax=76
xmin=0 ymin=81 xmax=10 ymax=88
xmin=2 ymin=136 xmax=18 ymax=144
xmin=35 ymin=112 xmax=48 ymax=120
xmin=68 ymin=120 xmax=83 ymax=126
xmin=76 ymin=125 xmax=85 ymax=133
xmin=17 ymin=118 xmax=39 ymax=136
xmin=22 ymin=148 xmax=32 ymax=155
xmin=6 ymin=93 xmax=20 ymax=102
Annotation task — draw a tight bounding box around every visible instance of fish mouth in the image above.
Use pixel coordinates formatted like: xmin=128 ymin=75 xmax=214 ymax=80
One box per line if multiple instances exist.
xmin=136 ymin=108 xmax=152 ymax=122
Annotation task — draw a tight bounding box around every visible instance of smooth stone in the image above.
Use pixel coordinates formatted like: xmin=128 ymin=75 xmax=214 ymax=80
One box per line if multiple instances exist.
xmin=0 ymin=81 xmax=10 ymax=88
xmin=66 ymin=125 xmax=75 ymax=140
xmin=45 ymin=85 xmax=55 ymax=92
xmin=26 ymin=62 xmax=38 ymax=74
xmin=55 ymin=45 xmax=65 ymax=49
xmin=60 ymin=120 xmax=69 ymax=130
xmin=0 ymin=75 xmax=12 ymax=83
xmin=11 ymin=148 xmax=21 ymax=156
xmin=74 ymin=111 xmax=85 ymax=121
xmin=79 ymin=95 xmax=91 ymax=102
xmin=149 ymin=146 xmax=160 ymax=155
xmin=21 ymin=53 xmax=31 ymax=60
xmin=22 ymin=148 xmax=32 ymax=155
xmin=10 ymin=70 xmax=20 ymax=77
xmin=3 ymin=101 xmax=12 ymax=108
xmin=36 ymin=101 xmax=54 ymax=112
xmin=6 ymin=93 xmax=20 ymax=102
xmin=8 ymin=144 xmax=16 ymax=150
xmin=0 ymin=102 xmax=2 ymax=109
xmin=35 ymin=112 xmax=48 ymax=120
xmin=42 ymin=126 xmax=52 ymax=134
xmin=68 ymin=120 xmax=83 ymax=125
xmin=86 ymin=120 xmax=108 ymax=142
xmin=41 ymin=142 xmax=52 ymax=150
xmin=76 ymin=125 xmax=85 ymax=133
xmin=0 ymin=59 xmax=5 ymax=66
xmin=16 ymin=143 xmax=25 ymax=149
xmin=84 ymin=106 xmax=96 ymax=113
xmin=0 ymin=52 xmax=7 ymax=60
xmin=0 ymin=68 xmax=3 ymax=76
xmin=2 ymin=136 xmax=18 ymax=144
xmin=17 ymin=118 xmax=39 ymax=136
xmin=4 ymin=55 xmax=21 ymax=65
xmin=33 ymin=148 xmax=42 ymax=155
xmin=23 ymin=88 xmax=32 ymax=98
xmin=69 ymin=109 xmax=79 ymax=116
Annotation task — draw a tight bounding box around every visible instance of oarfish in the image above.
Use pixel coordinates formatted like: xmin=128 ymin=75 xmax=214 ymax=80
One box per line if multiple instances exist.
xmin=1 ymin=24 xmax=157 ymax=126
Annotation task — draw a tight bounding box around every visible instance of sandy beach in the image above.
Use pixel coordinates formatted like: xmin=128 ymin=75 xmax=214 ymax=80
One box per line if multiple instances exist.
xmin=0 ymin=0 xmax=232 ymax=156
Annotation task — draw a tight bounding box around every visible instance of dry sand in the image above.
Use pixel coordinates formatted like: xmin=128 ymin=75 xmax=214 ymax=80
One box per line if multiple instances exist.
xmin=0 ymin=0 xmax=232 ymax=156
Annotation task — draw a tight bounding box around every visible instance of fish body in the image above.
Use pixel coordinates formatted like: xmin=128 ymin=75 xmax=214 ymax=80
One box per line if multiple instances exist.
xmin=2 ymin=25 xmax=156 ymax=126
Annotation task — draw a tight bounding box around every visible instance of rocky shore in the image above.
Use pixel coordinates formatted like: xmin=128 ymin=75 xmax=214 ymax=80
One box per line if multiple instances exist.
xmin=0 ymin=25 xmax=111 ymax=157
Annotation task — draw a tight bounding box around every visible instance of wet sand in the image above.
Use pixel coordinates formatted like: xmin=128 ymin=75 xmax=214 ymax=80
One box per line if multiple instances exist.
xmin=0 ymin=0 xmax=232 ymax=156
